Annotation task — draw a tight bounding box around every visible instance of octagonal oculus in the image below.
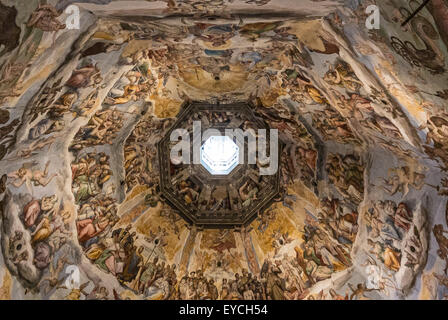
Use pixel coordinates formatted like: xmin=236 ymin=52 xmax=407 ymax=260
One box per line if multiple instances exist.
xmin=200 ymin=135 xmax=239 ymax=175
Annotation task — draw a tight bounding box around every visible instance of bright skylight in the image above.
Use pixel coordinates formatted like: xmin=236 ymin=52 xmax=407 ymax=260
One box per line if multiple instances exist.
xmin=200 ymin=135 xmax=239 ymax=175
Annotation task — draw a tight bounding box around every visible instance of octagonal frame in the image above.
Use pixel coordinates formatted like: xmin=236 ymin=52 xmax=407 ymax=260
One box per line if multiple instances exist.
xmin=157 ymin=101 xmax=282 ymax=229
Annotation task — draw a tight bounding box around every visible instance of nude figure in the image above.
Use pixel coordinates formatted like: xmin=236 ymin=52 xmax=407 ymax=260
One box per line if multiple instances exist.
xmin=7 ymin=135 xmax=58 ymax=161
xmin=383 ymin=166 xmax=425 ymax=197
xmin=39 ymin=254 xmax=68 ymax=295
xmin=7 ymin=160 xmax=58 ymax=194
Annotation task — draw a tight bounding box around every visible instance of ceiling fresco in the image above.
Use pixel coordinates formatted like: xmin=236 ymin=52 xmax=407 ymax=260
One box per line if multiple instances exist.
xmin=157 ymin=102 xmax=281 ymax=228
xmin=0 ymin=0 xmax=447 ymax=301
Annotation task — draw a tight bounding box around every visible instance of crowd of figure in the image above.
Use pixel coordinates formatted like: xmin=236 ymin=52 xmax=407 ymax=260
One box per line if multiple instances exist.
xmin=124 ymin=116 xmax=173 ymax=193
xmin=254 ymin=102 xmax=319 ymax=192
xmin=326 ymin=153 xmax=365 ymax=204
xmin=365 ymin=200 xmax=423 ymax=272
xmin=298 ymin=197 xmax=357 ymax=283
xmin=312 ymin=106 xmax=360 ymax=144
xmin=420 ymin=115 xmax=448 ymax=171
xmin=104 ymin=67 xmax=154 ymax=106
xmin=84 ymin=231 xmax=352 ymax=301
xmin=325 ymin=59 xmax=403 ymax=142
xmin=16 ymin=194 xmax=72 ymax=270
xmin=70 ymin=109 xmax=124 ymax=150
xmin=71 ymin=152 xmax=119 ymax=250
